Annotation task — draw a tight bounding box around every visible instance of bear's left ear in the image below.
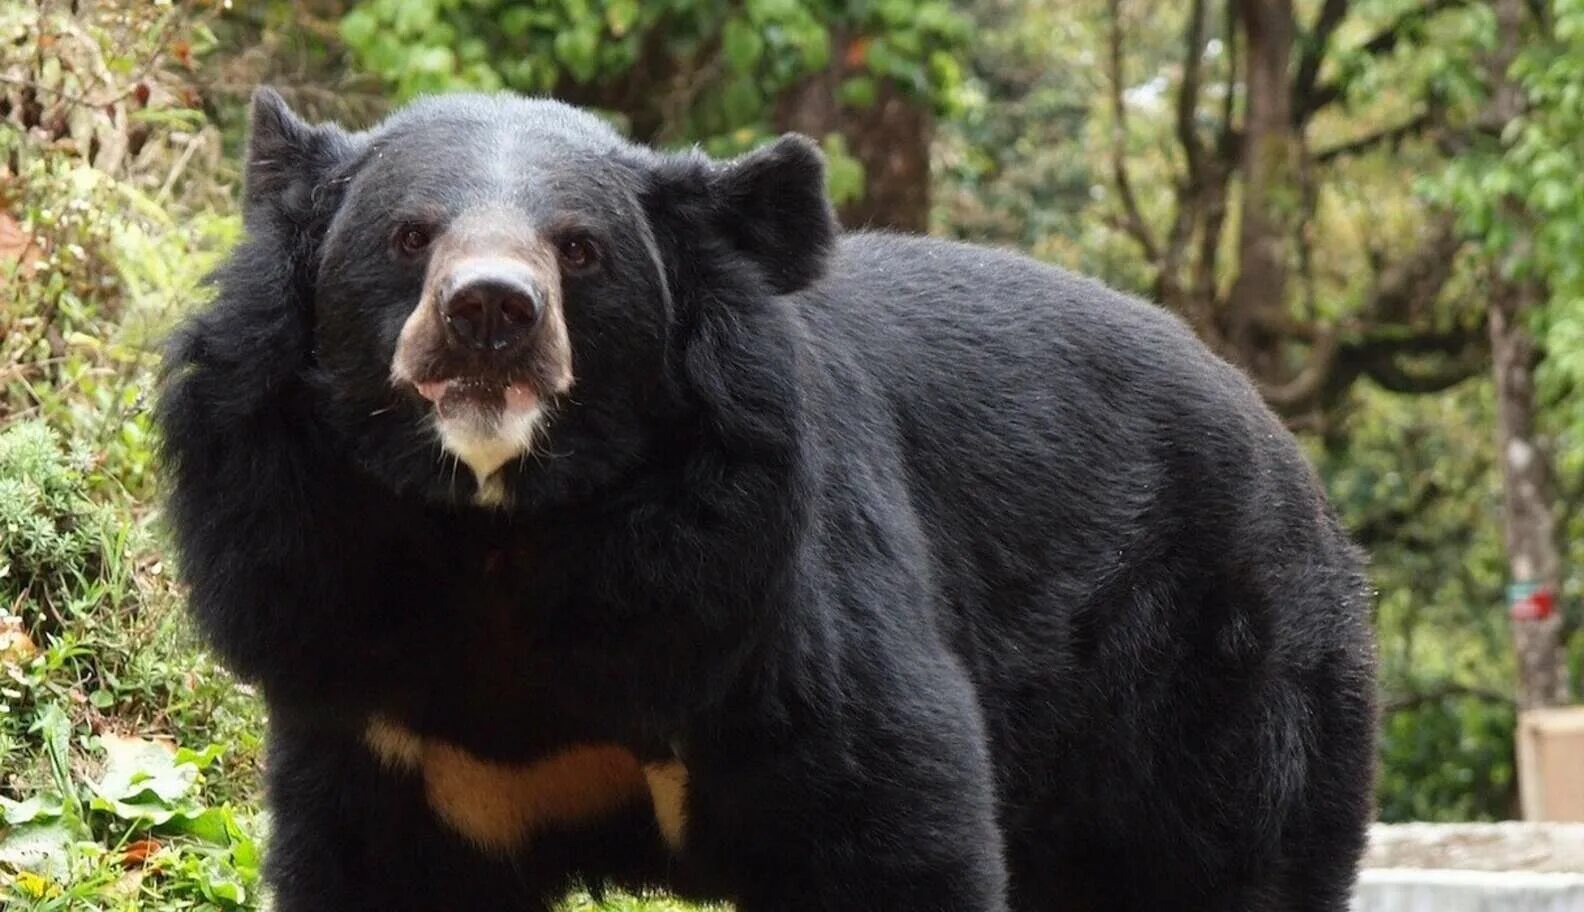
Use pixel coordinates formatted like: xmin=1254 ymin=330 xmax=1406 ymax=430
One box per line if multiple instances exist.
xmin=706 ymin=135 xmax=838 ymax=294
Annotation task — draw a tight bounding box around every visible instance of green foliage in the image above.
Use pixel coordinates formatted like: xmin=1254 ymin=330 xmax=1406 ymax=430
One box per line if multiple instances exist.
xmin=560 ymin=893 xmax=727 ymax=912
xmin=1378 ymin=696 xmax=1517 ymax=822
xmin=1433 ymin=0 xmax=1584 ymax=437
xmin=1422 ymin=0 xmax=1584 ymax=708
xmin=0 ymin=4 xmax=271 ymax=906
xmin=0 ymin=423 xmax=117 ymax=617
xmin=0 ymin=714 xmax=260 ymax=910
xmin=1315 ymin=380 xmax=1527 ymax=821
xmin=337 ymin=0 xmax=971 ymax=202
xmin=339 ymin=0 xmax=967 ymax=117
xmin=931 ymin=0 xmax=1114 ymax=276
xmin=0 ymin=423 xmax=266 ymax=905
xmin=0 ymin=132 xmax=240 ymax=502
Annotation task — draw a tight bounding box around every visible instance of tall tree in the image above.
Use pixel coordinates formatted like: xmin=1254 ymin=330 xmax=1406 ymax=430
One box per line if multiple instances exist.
xmin=1480 ymin=0 xmax=1568 ymax=710
xmin=776 ymin=42 xmax=933 ymax=232
xmin=1104 ymin=0 xmax=1484 ymax=429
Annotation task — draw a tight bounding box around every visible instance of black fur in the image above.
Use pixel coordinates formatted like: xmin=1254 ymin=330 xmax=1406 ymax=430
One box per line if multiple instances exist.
xmin=158 ymin=90 xmax=1377 ymax=912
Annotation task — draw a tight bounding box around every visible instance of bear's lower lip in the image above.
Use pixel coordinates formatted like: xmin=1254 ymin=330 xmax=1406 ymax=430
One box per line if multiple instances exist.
xmin=415 ymin=379 xmax=537 ymax=419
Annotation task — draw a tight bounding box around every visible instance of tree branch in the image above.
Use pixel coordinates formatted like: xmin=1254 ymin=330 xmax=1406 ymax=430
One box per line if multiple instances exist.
xmin=1107 ymin=0 xmax=1161 ymax=262
xmin=1299 ymin=0 xmax=1472 ymax=121
xmin=1177 ymin=0 xmax=1210 ymax=185
xmin=1315 ymin=111 xmax=1434 ymax=162
xmin=1259 ymin=326 xmax=1341 ymax=409
xmin=1360 ymin=328 xmax=1488 ymax=394
xmin=1217 ymin=3 xmax=1240 ymax=158
xmin=1261 ymin=217 xmax=1472 ymax=418
xmin=1381 ymin=222 xmax=1462 ymax=315
xmin=1384 ymin=683 xmax=1515 ymax=714
xmin=1292 ymin=0 xmax=1350 ymax=125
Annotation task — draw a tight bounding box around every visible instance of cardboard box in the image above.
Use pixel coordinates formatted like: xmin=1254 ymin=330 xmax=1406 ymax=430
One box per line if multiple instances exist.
xmin=1518 ymin=707 xmax=1584 ymax=822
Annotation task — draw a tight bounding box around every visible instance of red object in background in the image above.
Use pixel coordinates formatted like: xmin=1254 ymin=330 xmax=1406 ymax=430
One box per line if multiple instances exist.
xmin=1508 ymin=582 xmax=1557 ymax=621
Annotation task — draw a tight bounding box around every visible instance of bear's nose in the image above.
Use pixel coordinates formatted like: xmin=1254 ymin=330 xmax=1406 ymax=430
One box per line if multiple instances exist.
xmin=439 ymin=259 xmax=544 ymax=353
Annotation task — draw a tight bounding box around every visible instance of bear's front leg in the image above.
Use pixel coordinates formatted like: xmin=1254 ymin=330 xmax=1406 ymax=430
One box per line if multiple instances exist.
xmin=262 ymin=716 xmax=569 ymax=912
xmin=683 ymin=657 xmax=1011 ymax=912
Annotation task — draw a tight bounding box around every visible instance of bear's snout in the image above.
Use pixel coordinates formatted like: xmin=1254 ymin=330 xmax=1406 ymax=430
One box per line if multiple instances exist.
xmin=385 ymin=210 xmax=577 ymax=499
xmin=438 ymin=257 xmax=546 ymax=354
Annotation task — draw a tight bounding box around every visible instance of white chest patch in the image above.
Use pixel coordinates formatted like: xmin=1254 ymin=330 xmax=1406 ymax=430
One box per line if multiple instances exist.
xmin=435 ymin=406 xmax=542 ymax=497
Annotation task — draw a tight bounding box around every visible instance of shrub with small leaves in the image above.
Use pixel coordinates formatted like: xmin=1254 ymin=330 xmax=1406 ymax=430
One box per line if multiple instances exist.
xmin=0 ymin=422 xmax=114 ymax=619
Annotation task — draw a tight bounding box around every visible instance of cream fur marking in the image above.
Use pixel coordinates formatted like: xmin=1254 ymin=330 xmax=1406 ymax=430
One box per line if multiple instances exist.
xmin=434 ymin=405 xmax=542 ymax=497
xmin=644 ymin=761 xmax=689 ymax=851
xmin=364 ymin=716 xmax=424 ymax=770
xmin=361 ymin=718 xmax=655 ymax=853
xmin=422 ymin=741 xmax=644 ymax=852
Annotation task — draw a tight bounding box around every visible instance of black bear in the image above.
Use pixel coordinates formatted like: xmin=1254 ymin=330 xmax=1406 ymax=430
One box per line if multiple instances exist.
xmin=157 ymin=88 xmax=1377 ymax=912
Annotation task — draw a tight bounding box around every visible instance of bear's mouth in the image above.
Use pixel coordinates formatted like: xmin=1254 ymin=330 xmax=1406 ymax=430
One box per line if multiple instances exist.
xmin=414 ymin=377 xmax=538 ymax=420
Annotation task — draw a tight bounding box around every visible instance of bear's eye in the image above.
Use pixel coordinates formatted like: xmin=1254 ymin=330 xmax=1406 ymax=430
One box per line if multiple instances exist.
xmin=557 ymin=234 xmax=599 ymax=273
xmin=394 ymin=224 xmax=433 ymax=258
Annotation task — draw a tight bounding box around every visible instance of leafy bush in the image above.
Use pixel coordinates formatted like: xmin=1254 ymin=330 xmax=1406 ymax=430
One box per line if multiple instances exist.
xmin=0 ymin=706 xmax=260 ymax=910
xmin=1378 ymin=696 xmax=1517 ymax=822
xmin=337 ymin=0 xmax=971 ymax=205
xmin=0 ymin=421 xmax=266 ymax=908
xmin=0 ymin=4 xmax=274 ymax=906
xmin=339 ymin=0 xmax=972 ymax=130
xmin=0 ymin=134 xmax=240 ymax=503
xmin=0 ymin=423 xmax=115 ymax=613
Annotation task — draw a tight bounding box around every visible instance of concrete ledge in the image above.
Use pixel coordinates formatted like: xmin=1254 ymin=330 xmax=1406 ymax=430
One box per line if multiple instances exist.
xmin=1365 ymin=822 xmax=1584 ymax=873
xmin=1353 ymin=868 xmax=1584 ymax=912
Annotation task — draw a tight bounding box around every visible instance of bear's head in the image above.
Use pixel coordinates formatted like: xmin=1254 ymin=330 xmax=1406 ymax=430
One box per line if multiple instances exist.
xmin=237 ymin=88 xmax=835 ymax=509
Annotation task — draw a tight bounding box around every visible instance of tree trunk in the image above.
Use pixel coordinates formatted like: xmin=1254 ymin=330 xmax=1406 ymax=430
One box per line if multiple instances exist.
xmin=1486 ymin=0 xmax=1568 ymax=711
xmin=1224 ymin=0 xmax=1299 ymax=384
xmin=1489 ymin=277 xmax=1569 ymax=710
xmin=776 ymin=39 xmax=932 ymax=232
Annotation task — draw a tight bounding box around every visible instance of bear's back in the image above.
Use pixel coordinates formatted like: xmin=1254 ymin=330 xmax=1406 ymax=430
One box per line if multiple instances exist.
xmin=787 ymin=232 xmax=1360 ymax=652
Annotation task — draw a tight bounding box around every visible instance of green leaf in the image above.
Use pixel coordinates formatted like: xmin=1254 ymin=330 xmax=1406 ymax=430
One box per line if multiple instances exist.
xmin=90 ymin=794 xmax=183 ymax=825
xmin=0 ymin=793 xmax=63 ymax=826
xmin=35 ymin=703 xmax=78 ymax=819
xmin=194 ymin=854 xmax=248 ymax=905
xmin=340 ymin=9 xmax=378 ymax=50
xmin=721 ymin=77 xmax=764 ymax=125
xmin=606 ymin=0 xmax=639 ymax=36
xmin=499 ymin=7 xmax=536 ymax=37
xmin=746 ymin=0 xmax=799 ymax=23
xmin=0 ymin=820 xmax=79 ymax=878
xmin=414 ymin=46 xmax=457 ymax=76
xmin=821 ymin=134 xmax=866 ymax=205
xmin=94 ymin=733 xmax=199 ymax=805
xmin=723 ymin=17 xmax=765 ymax=73
xmin=554 ymin=28 xmax=601 ymax=83
xmin=793 ymin=22 xmax=831 ymax=70
xmin=174 ymin=742 xmax=226 ymax=770
xmin=161 ymin=805 xmax=234 ymax=844
xmin=839 ymin=76 xmax=877 ymax=109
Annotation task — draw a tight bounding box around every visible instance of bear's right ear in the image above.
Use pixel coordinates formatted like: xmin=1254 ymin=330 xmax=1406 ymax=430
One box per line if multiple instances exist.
xmin=648 ymin=136 xmax=837 ymax=296
xmin=706 ymin=135 xmax=837 ymax=294
xmin=243 ymin=87 xmax=360 ymax=227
